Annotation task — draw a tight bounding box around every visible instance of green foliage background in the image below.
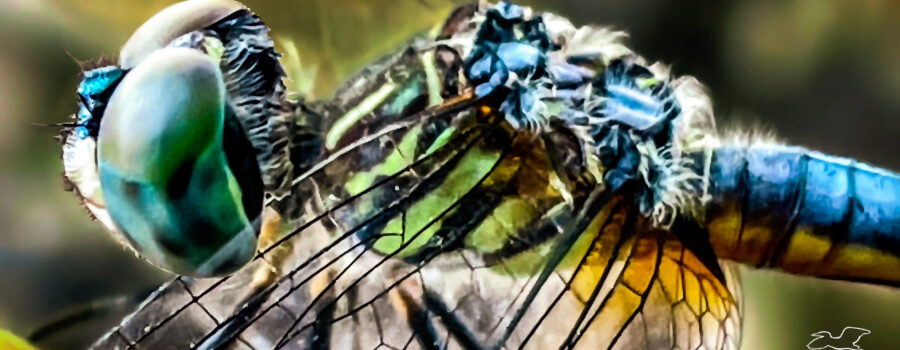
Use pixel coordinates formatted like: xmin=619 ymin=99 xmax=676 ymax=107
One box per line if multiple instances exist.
xmin=0 ymin=0 xmax=898 ymax=349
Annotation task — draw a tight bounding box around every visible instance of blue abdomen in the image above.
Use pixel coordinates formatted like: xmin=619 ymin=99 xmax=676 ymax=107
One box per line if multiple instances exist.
xmin=701 ymin=145 xmax=900 ymax=285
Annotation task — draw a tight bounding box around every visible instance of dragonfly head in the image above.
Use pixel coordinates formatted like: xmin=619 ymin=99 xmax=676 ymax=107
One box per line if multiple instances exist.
xmin=61 ymin=0 xmax=291 ymax=277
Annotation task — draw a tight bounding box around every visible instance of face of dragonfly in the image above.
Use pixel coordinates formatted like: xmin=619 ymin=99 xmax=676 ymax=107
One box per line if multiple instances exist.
xmin=61 ymin=0 xmax=292 ymax=277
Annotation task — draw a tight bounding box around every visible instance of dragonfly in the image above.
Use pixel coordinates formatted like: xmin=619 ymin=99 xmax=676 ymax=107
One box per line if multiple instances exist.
xmin=55 ymin=1 xmax=899 ymax=349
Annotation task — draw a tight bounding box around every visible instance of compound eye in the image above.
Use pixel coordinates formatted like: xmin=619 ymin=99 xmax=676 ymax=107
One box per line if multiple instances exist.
xmin=98 ymin=47 xmax=259 ymax=277
xmin=119 ymin=0 xmax=245 ymax=69
xmin=117 ymin=0 xmax=294 ymax=198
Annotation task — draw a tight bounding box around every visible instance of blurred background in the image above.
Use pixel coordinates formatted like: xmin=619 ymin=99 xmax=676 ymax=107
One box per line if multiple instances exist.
xmin=0 ymin=0 xmax=898 ymax=349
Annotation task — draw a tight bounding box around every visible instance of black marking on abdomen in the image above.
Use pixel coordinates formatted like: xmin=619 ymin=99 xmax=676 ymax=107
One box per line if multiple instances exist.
xmin=819 ymin=161 xmax=858 ymax=271
xmin=764 ymin=153 xmax=810 ymax=267
xmin=735 ymin=151 xmax=750 ymax=252
xmin=704 ymin=146 xmax=900 ymax=284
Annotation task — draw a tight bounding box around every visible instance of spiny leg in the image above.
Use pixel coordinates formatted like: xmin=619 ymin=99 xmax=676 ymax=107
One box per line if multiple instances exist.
xmin=388 ymin=274 xmax=444 ymax=350
xmin=250 ymin=207 xmax=293 ymax=295
xmin=307 ymin=269 xmax=338 ymax=350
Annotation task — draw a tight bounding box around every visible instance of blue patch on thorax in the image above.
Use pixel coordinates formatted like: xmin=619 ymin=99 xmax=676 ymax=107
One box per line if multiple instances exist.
xmin=599 ymin=60 xmax=679 ymax=136
xmin=464 ymin=2 xmax=551 ymax=98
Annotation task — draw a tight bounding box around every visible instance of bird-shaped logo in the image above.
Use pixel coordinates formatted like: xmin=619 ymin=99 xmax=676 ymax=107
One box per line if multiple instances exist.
xmin=807 ymin=327 xmax=871 ymax=350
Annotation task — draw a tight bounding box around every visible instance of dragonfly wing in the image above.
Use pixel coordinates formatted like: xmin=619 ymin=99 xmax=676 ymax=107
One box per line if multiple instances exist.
xmin=256 ymin=206 xmax=745 ymax=350
xmin=90 ymin=276 xmax=240 ymax=348
xmin=404 ymin=214 xmax=745 ymax=350
xmin=604 ymin=236 xmax=744 ymax=350
xmin=92 ymin=217 xmax=743 ymax=350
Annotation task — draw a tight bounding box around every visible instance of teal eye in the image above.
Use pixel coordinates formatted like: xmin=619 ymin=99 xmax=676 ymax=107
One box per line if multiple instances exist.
xmin=97 ymin=48 xmax=260 ymax=277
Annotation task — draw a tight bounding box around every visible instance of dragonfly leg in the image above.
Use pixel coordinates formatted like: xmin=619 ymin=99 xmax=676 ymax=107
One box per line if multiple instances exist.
xmin=389 ymin=276 xmax=445 ymax=350
xmin=386 ymin=276 xmax=492 ymax=350
xmin=422 ymin=290 xmax=488 ymax=350
xmin=306 ymin=269 xmax=337 ymax=350
xmin=250 ymin=208 xmax=292 ymax=293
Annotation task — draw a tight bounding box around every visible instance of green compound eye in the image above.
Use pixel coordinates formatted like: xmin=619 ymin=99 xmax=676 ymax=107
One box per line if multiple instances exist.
xmin=118 ymin=0 xmax=244 ymax=70
xmin=97 ymin=48 xmax=259 ymax=277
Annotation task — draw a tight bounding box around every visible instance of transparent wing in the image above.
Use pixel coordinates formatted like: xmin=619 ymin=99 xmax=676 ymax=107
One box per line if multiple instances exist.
xmin=92 ymin=193 xmax=742 ymax=350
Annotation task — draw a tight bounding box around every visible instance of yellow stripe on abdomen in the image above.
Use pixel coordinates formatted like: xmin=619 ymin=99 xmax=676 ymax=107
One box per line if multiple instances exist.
xmin=702 ymin=145 xmax=900 ymax=286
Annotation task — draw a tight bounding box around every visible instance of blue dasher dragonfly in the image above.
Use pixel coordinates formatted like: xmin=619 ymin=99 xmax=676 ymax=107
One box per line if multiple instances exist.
xmin=55 ymin=0 xmax=899 ymax=349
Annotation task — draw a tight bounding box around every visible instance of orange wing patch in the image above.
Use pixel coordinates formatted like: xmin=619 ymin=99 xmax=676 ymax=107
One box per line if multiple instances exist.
xmin=565 ymin=226 xmax=742 ymax=350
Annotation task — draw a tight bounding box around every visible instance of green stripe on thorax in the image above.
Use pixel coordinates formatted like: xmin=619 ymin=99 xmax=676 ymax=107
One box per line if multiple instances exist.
xmin=325 ymin=82 xmax=398 ymax=149
xmin=325 ymin=47 xmax=448 ymax=151
xmin=329 ymin=110 xmax=490 ymax=241
xmin=420 ymin=50 xmax=444 ymax=108
xmin=372 ymin=141 xmax=504 ymax=256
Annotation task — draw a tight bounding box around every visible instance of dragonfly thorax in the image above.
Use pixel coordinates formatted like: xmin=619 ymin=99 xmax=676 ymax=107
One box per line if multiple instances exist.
xmin=453 ymin=2 xmax=701 ymax=227
xmin=60 ymin=0 xmax=297 ymax=277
